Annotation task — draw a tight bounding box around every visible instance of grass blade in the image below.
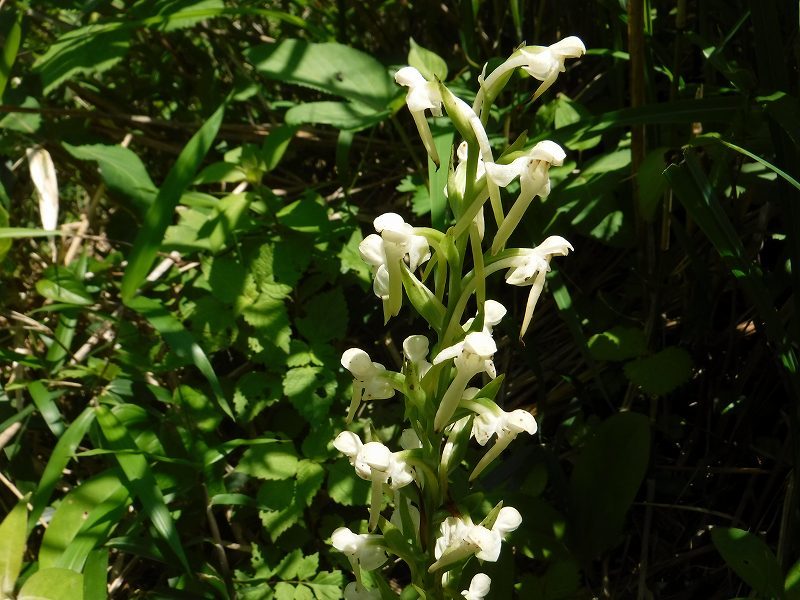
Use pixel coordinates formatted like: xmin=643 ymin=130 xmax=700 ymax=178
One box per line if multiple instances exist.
xmin=120 ymin=102 xmax=226 ymax=303
xmin=82 ymin=549 xmax=109 ymax=600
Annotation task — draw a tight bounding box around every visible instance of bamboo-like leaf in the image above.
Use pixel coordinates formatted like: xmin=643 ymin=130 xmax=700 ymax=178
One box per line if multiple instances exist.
xmin=126 ymin=295 xmax=232 ymax=419
xmin=95 ymin=405 xmax=190 ymax=572
xmin=401 ymin=263 xmax=446 ymax=330
xmin=0 ymin=497 xmax=27 ymax=597
xmin=82 ymin=549 xmax=108 ymax=600
xmin=0 ymin=10 xmax=22 ymax=98
xmin=120 ymin=101 xmax=225 ymax=302
xmin=30 ymin=406 xmax=95 ymax=529
xmin=18 ymin=568 xmax=83 ymax=600
xmin=27 ymin=380 xmax=64 ymax=437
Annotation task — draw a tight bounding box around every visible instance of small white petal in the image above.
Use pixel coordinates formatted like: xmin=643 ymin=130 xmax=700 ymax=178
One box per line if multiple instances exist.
xmin=493 ymin=507 xmax=523 ymax=534
xmin=462 ymin=573 xmax=492 ymax=600
xmin=403 ymin=335 xmax=429 ymax=363
xmin=374 ymin=212 xmax=407 ymax=233
xmin=341 ymin=348 xmax=374 ymax=377
xmin=463 ymin=332 xmax=497 ymax=358
xmin=394 ymin=66 xmax=427 ymax=87
xmin=358 ymin=234 xmax=385 ymax=267
xmin=433 ymin=341 xmax=465 ymax=365
xmin=506 ymin=409 xmax=538 ymax=435
xmin=334 ymin=431 xmax=362 ymax=458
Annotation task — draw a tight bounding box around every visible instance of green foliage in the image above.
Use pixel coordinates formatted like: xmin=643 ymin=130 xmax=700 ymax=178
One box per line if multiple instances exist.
xmin=711 ymin=527 xmax=784 ymax=598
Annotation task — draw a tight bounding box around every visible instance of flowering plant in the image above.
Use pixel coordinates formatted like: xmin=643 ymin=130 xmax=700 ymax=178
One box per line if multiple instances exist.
xmin=333 ymin=37 xmax=584 ymax=599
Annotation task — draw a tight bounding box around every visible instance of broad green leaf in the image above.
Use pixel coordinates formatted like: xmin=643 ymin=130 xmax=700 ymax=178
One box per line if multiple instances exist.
xmin=568 ymin=411 xmax=650 ymax=560
xmin=308 ymin=571 xmax=345 ymax=600
xmin=624 ymin=347 xmax=693 ymax=396
xmin=237 ymin=442 xmax=298 ymax=480
xmin=0 ymin=10 xmax=22 ymax=98
xmin=29 ymin=407 xmax=95 ymax=528
xmin=0 ymin=497 xmax=27 ymax=597
xmin=35 ymin=269 xmax=93 ymax=306
xmin=63 ymin=143 xmax=157 ymax=212
xmin=408 ymin=37 xmax=448 ymax=81
xmin=95 ymin=405 xmax=189 ymax=572
xmin=711 ymin=527 xmax=783 ymax=598
xmin=18 ymin=568 xmax=83 ymax=600
xmin=245 ymin=39 xmax=396 ymax=110
xmin=286 ymin=101 xmax=389 ymax=131
xmin=121 ymin=101 xmax=225 ymax=302
xmin=82 ymin=549 xmax=108 ymax=600
xmin=283 ymin=366 xmax=337 ymax=423
xmin=262 ymin=124 xmax=298 ymax=171
xmin=554 ymin=95 xmax=601 ymax=150
xmin=296 ymin=288 xmax=347 ymax=343
xmin=33 ymin=24 xmax=131 ymax=94
xmin=276 ymin=196 xmax=329 ymax=233
xmin=327 ymin=458 xmax=369 ymax=506
xmin=786 ymin=557 xmax=800 ymax=599
xmin=271 ymin=548 xmax=319 ymax=580
xmin=126 ymin=295 xmax=232 ymax=419
xmin=517 ymin=560 xmax=581 ymax=600
xmin=587 ymin=326 xmax=647 ymax=361
xmin=0 ymin=97 xmax=41 ymax=133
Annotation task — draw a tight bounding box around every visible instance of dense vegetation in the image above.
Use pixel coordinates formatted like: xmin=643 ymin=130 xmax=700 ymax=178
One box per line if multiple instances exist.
xmin=0 ymin=0 xmax=799 ymax=598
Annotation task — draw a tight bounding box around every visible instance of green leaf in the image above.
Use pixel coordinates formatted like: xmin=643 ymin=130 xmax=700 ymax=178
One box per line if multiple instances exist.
xmin=327 ymin=458 xmax=369 ymax=506
xmin=0 ymin=497 xmax=27 ymax=597
xmin=127 ymin=295 xmax=232 ymax=419
xmin=121 ymin=101 xmax=225 ymax=302
xmin=27 ymin=380 xmax=64 ymax=437
xmin=283 ymin=366 xmax=337 ymax=423
xmin=95 ymin=405 xmax=190 ymax=572
xmin=271 ymin=548 xmax=319 ymax=581
xmin=636 ymin=147 xmax=670 ymax=223
xmin=63 ymin=143 xmax=157 ymax=213
xmin=35 ymin=270 xmax=93 ymax=306
xmin=568 ymin=411 xmax=650 ymax=560
xmin=711 ymin=527 xmax=783 ymax=599
xmin=82 ymin=549 xmax=108 ymax=600
xmin=30 ymin=406 xmax=95 ymax=528
xmin=286 ymin=101 xmax=389 ymax=131
xmin=785 ymin=557 xmax=800 ymax=599
xmin=587 ymin=326 xmax=647 ymax=361
xmin=296 ymin=289 xmax=348 ymax=343
xmin=0 ymin=97 xmax=41 ymax=133
xmin=517 ymin=560 xmax=581 ymax=600
xmin=624 ymin=347 xmax=693 ymax=396
xmin=401 ymin=264 xmax=446 ymax=330
xmin=408 ymin=37 xmax=448 ymax=81
xmin=276 ymin=196 xmax=329 ymax=233
xmin=262 ymin=124 xmax=298 ymax=171
xmin=18 ymin=568 xmax=83 ymax=600
xmin=0 ymin=202 xmax=10 ymax=262
xmin=33 ymin=24 xmax=130 ymax=94
xmin=553 ymin=95 xmax=601 ymax=150
xmin=0 ymin=10 xmax=22 ymax=99
xmin=308 ymin=571 xmax=345 ymax=600
xmin=237 ymin=442 xmax=299 ymax=480
xmin=245 ymin=39 xmax=395 ymax=111
xmin=0 ymin=227 xmax=65 ymax=239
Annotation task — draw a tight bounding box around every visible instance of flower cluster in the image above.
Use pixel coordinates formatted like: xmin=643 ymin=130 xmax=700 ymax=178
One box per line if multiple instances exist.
xmin=330 ymin=35 xmax=583 ymax=598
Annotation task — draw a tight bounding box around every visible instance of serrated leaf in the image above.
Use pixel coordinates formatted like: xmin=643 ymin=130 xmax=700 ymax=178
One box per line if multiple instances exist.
xmin=283 ymin=366 xmax=337 ymax=423
xmin=238 ymin=442 xmax=298 ymax=480
xmin=624 ymin=347 xmax=693 ymax=396
xmin=327 ymin=458 xmax=369 ymax=506
xmin=308 ymin=571 xmax=345 ymax=600
xmin=711 ymin=527 xmax=783 ymax=598
xmin=587 ymin=326 xmax=647 ymax=361
xmin=296 ymin=289 xmax=347 ymax=343
xmin=18 ymin=567 xmax=83 ymax=600
xmin=0 ymin=498 xmax=27 ymax=596
xmin=271 ymin=549 xmax=319 ymax=581
xmin=233 ymin=372 xmax=281 ymax=422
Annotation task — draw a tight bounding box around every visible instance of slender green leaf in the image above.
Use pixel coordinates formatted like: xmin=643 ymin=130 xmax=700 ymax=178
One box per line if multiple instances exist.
xmin=27 ymin=381 xmax=64 ymax=437
xmin=126 ymin=294 xmax=232 ymax=419
xmin=95 ymin=405 xmax=190 ymax=572
xmin=0 ymin=228 xmax=66 ymax=239
xmin=121 ymin=101 xmax=225 ymax=302
xmin=30 ymin=407 xmax=95 ymax=528
xmin=0 ymin=497 xmax=27 ymax=597
xmin=18 ymin=568 xmax=83 ymax=600
xmin=82 ymin=549 xmax=108 ymax=600
xmin=0 ymin=11 xmax=22 ymax=99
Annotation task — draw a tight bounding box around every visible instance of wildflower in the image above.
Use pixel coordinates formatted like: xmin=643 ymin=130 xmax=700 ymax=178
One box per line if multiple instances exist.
xmin=462 ymin=397 xmax=538 ymax=480
xmin=503 ymin=236 xmax=573 ymax=337
xmin=395 ymin=66 xmax=443 ymax=166
xmin=429 ymin=506 xmax=522 ymax=571
xmin=331 ymin=527 xmax=388 ymax=581
xmin=463 ymin=299 xmax=507 ymax=335
xmin=403 ymin=334 xmax=432 ymax=378
xmin=334 ymin=432 xmax=415 ymax=529
xmin=485 ymin=140 xmax=566 ymax=254
xmin=448 ymin=141 xmax=488 ymax=238
xmin=359 ymin=213 xmax=431 ymax=320
xmin=341 ymin=348 xmax=395 ymax=422
xmin=462 ymin=573 xmax=492 ymax=600
xmin=432 ymin=332 xmax=497 ymax=431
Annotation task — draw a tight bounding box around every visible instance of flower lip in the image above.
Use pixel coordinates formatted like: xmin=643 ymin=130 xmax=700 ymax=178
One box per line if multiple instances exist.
xmin=530 ymin=140 xmax=566 ymax=165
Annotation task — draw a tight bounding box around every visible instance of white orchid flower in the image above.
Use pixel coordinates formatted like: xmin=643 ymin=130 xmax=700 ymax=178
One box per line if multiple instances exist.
xmin=463 ymin=299 xmax=507 ymax=335
xmin=395 ymin=66 xmax=444 ymax=166
xmin=462 ymin=396 xmax=538 ymax=480
xmin=447 ymin=141 xmax=488 ymax=238
xmin=344 ymin=582 xmax=381 ymax=600
xmin=26 ymin=146 xmax=59 ymax=261
xmin=359 ymin=212 xmax=431 ymax=320
xmin=502 ymin=236 xmax=573 ymax=337
xmin=403 ymin=334 xmax=432 ymax=378
xmin=429 ymin=506 xmax=521 ymax=571
xmin=474 ymin=36 xmax=586 ymax=116
xmin=341 ymin=348 xmax=395 ymax=422
xmin=331 ymin=527 xmax=388 ymax=582
xmin=462 ymin=573 xmax=492 ymax=600
xmin=432 ymin=332 xmax=497 ymax=431
xmin=334 ymin=431 xmax=415 ymax=529
xmin=485 ymin=140 xmax=566 ymax=255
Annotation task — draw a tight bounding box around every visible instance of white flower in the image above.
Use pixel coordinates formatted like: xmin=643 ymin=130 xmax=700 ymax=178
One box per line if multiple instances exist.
xmin=431 ymin=332 xmax=497 ymax=431
xmin=341 ymin=348 xmax=395 ymax=422
xmin=334 ymin=432 xmax=415 ymax=529
xmin=448 ymin=141 xmax=488 ymax=238
xmin=429 ymin=507 xmax=522 ymax=571
xmin=517 ymin=36 xmax=586 ymax=99
xmin=344 ymin=582 xmax=381 ymax=600
xmin=484 ymin=140 xmax=566 ymax=255
xmin=403 ymin=334 xmax=432 ymax=378
xmin=26 ymin=147 xmax=59 ymax=232
xmin=395 ymin=66 xmax=443 ymax=166
xmin=359 ymin=213 xmax=431 ymax=319
xmin=462 ymin=573 xmax=491 ymax=600
xmin=463 ymin=299 xmax=507 ymax=335
xmin=503 ymin=236 xmax=573 ymax=337
xmin=331 ymin=527 xmax=388 ymax=577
